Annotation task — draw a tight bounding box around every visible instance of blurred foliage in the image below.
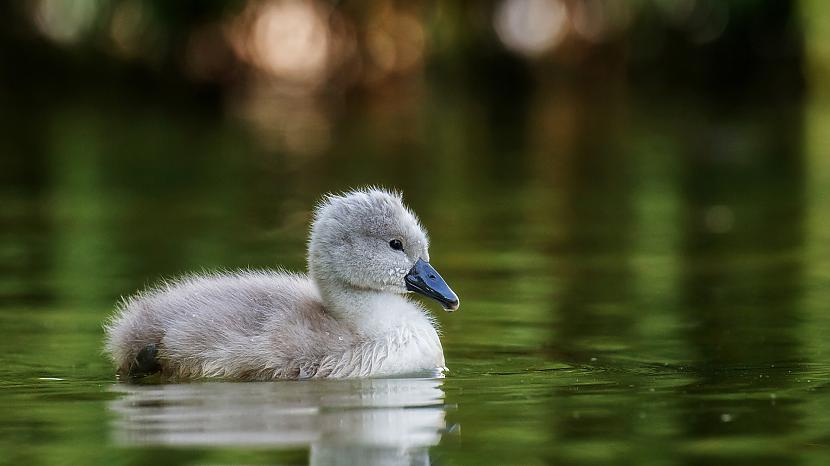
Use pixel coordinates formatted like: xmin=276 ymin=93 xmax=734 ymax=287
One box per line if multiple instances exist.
xmin=0 ymin=0 xmax=809 ymax=97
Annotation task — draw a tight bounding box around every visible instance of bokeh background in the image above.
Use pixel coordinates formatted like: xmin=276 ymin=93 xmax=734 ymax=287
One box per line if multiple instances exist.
xmin=3 ymin=1 xmax=830 ymax=465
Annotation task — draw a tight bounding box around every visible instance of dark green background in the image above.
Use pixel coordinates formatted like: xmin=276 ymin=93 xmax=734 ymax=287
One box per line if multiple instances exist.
xmin=2 ymin=1 xmax=830 ymax=465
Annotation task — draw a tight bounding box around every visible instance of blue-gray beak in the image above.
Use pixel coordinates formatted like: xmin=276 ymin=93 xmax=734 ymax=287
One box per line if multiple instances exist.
xmin=405 ymin=258 xmax=460 ymax=311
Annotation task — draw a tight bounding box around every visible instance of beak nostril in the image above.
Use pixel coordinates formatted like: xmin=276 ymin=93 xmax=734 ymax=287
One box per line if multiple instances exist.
xmin=429 ymin=274 xmax=436 ymax=279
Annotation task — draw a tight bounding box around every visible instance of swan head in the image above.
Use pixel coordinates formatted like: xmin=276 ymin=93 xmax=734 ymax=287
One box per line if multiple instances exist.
xmin=308 ymin=188 xmax=459 ymax=311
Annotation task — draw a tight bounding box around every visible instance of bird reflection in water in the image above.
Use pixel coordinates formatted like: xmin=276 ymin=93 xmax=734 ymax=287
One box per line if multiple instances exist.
xmin=109 ymin=377 xmax=450 ymax=465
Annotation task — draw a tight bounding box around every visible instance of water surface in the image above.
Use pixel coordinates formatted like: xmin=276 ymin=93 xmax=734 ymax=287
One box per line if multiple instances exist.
xmin=2 ymin=87 xmax=830 ymax=465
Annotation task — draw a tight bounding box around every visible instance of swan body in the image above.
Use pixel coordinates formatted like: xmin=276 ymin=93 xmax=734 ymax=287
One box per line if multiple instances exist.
xmin=104 ymin=188 xmax=459 ymax=381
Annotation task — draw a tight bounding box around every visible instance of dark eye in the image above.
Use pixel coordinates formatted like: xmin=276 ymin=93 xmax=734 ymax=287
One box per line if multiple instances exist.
xmin=389 ymin=239 xmax=404 ymax=251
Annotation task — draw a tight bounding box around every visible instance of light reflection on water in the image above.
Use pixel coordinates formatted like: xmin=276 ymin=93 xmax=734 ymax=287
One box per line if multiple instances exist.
xmin=109 ymin=378 xmax=448 ymax=465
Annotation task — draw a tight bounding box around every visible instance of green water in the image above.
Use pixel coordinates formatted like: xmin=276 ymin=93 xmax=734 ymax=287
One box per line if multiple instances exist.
xmin=3 ymin=87 xmax=830 ymax=466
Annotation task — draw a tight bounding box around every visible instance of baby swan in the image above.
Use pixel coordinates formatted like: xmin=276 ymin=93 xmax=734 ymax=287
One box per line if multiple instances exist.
xmin=104 ymin=188 xmax=459 ymax=381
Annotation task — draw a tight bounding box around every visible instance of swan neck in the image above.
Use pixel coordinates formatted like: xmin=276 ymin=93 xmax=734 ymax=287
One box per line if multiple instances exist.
xmin=313 ymin=275 xmax=419 ymax=337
